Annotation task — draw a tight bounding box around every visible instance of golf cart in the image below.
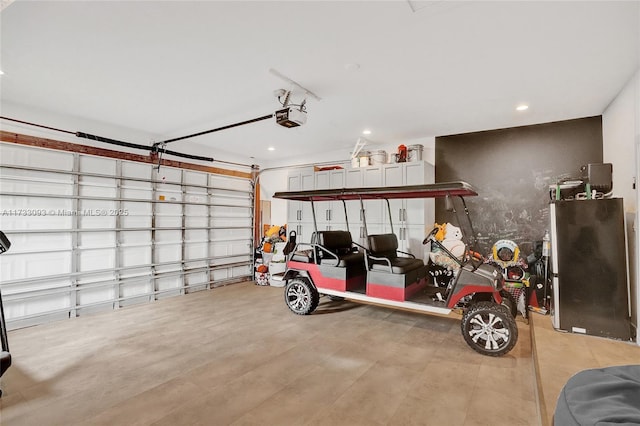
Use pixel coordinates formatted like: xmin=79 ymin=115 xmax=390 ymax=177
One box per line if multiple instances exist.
xmin=272 ymin=182 xmax=518 ymax=357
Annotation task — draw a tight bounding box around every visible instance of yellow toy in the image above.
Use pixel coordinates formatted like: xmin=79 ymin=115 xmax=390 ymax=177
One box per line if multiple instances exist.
xmin=265 ymin=225 xmax=281 ymax=238
xmin=433 ymin=223 xmax=446 ymax=241
xmin=429 ymin=223 xmax=465 ymax=270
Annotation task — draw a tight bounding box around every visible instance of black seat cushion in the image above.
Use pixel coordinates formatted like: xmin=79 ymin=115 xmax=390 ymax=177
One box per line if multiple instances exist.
xmin=368 ymin=233 xmax=399 ymax=258
xmin=370 ymin=257 xmax=424 ymax=274
xmin=316 ymin=231 xmax=354 ymax=255
xmin=368 ymin=233 xmax=423 ymax=274
xmin=314 ymin=230 xmax=364 ymax=268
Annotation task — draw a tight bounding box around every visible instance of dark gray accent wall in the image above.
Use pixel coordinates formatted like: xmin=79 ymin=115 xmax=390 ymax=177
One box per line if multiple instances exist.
xmin=435 ymin=116 xmax=603 ymax=257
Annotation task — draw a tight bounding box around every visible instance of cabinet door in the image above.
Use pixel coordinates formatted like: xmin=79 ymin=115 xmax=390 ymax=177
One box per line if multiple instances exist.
xmin=314 ymin=170 xmax=346 ymax=227
xmin=329 ymin=169 xmax=345 ymax=189
xmin=299 ymin=171 xmax=315 ymax=222
xmin=382 ymin=164 xmax=403 ymax=186
xmin=404 ymin=225 xmax=428 ymax=260
xmin=404 ymin=161 xmax=429 ymax=185
xmin=363 ymin=166 xmax=382 ymax=187
xmin=365 ymin=223 xmax=386 ymax=238
xmin=404 ymin=162 xmax=433 ymax=226
xmin=383 ymin=225 xmax=424 ymax=258
xmin=287 ymin=170 xmax=315 ymax=225
xmin=329 ymin=169 xmax=346 ymax=224
xmin=345 ymin=169 xmax=363 ymax=224
xmin=348 ymin=223 xmax=367 ymax=248
xmin=382 ymin=164 xmax=404 ymax=227
xmin=345 ymin=168 xmax=363 ymax=188
xmin=287 ymin=174 xmax=301 ymax=223
xmin=291 ymin=222 xmax=316 ymax=244
xmin=314 ymin=171 xmax=331 ymax=226
xmin=315 ymin=171 xmax=330 ymax=188
xmin=362 ymin=166 xmax=383 ymax=224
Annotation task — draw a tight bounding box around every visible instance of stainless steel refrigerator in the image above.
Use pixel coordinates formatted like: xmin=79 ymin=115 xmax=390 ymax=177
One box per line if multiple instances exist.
xmin=550 ymin=198 xmax=632 ymax=340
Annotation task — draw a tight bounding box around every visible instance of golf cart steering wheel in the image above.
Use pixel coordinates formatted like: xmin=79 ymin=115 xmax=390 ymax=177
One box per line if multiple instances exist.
xmin=422 ymin=226 xmax=439 ymax=245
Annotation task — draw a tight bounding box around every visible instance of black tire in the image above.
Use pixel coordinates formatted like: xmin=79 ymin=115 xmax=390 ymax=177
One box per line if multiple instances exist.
xmin=327 ymin=295 xmax=345 ymax=302
xmin=499 ymin=290 xmax=518 ymax=318
xmin=461 ymin=301 xmax=518 ymax=357
xmin=284 ymin=278 xmax=319 ymax=315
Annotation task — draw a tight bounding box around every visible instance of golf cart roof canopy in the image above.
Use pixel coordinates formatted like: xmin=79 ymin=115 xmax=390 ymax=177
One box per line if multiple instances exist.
xmin=273 ymin=181 xmax=478 ymax=202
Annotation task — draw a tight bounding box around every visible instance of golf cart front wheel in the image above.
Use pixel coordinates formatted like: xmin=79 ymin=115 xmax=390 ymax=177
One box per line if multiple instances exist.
xmin=461 ymin=302 xmax=518 ymax=356
xmin=284 ymin=278 xmax=319 ymax=315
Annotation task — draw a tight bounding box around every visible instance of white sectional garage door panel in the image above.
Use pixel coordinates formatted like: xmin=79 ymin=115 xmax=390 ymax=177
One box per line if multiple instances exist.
xmin=0 ymin=143 xmax=253 ymax=329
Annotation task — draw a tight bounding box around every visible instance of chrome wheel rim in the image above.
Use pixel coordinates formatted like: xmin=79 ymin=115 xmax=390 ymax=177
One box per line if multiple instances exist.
xmin=468 ymin=312 xmax=510 ymax=351
xmin=287 ymin=283 xmax=310 ymax=312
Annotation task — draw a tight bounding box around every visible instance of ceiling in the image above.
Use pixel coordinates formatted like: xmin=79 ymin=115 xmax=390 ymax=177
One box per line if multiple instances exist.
xmin=1 ymin=1 xmax=638 ymax=165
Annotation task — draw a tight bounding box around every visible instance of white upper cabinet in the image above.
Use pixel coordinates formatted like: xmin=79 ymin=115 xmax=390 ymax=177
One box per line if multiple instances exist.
xmin=315 ymin=169 xmax=346 ymax=229
xmin=286 ymin=162 xmax=434 ymax=254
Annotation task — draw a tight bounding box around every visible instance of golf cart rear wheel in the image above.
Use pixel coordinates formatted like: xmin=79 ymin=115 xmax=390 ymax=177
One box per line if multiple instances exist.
xmin=461 ymin=301 xmax=518 ymax=357
xmin=284 ymin=278 xmax=319 ymax=315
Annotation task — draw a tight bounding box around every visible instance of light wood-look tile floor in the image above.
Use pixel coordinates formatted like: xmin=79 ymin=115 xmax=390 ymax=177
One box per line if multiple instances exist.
xmin=531 ymin=313 xmax=640 ymax=426
xmin=1 ymin=281 xmax=539 ymax=426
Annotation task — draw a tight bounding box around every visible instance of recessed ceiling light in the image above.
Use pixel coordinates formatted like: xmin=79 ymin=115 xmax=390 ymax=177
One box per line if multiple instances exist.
xmin=516 ymin=105 xmax=529 ymax=111
xmin=362 ymin=129 xmax=371 ymax=135
xmin=267 ymin=147 xmax=275 ymax=151
xmin=0 ymin=70 xmax=4 ymax=76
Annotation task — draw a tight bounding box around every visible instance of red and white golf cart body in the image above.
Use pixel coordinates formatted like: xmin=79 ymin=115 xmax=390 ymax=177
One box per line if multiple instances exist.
xmin=273 ymin=182 xmax=518 ymax=356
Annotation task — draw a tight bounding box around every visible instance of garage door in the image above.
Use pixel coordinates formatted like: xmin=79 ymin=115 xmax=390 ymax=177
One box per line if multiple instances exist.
xmin=0 ymin=142 xmax=254 ymax=329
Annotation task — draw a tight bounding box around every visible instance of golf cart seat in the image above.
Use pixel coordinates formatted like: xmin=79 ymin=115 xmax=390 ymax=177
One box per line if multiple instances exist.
xmin=313 ymin=231 xmax=364 ymax=267
xmin=367 ymin=233 xmax=424 ymax=274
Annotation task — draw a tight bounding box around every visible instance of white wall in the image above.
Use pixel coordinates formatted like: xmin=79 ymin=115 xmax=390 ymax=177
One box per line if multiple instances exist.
xmin=257 ymin=137 xmax=436 ymax=226
xmin=603 ymin=70 xmax=639 ymax=208
xmin=603 ymin=67 xmax=640 ymax=344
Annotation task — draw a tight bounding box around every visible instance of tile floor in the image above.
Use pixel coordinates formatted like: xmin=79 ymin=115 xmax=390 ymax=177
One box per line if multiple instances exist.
xmin=0 ymin=280 xmax=635 ymax=426
xmin=530 ymin=313 xmax=640 ymax=426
